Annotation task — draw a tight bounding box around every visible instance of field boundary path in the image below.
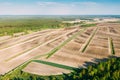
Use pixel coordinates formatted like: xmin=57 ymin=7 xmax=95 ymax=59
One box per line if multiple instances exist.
xmin=79 ymin=27 xmax=98 ymax=53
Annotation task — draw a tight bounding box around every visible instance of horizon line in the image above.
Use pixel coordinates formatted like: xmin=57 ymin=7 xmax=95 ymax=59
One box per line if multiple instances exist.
xmin=0 ymin=14 xmax=120 ymax=16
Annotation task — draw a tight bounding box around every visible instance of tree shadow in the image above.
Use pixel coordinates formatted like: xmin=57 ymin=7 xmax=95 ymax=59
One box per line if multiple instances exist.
xmin=81 ymin=55 xmax=119 ymax=68
xmin=58 ymin=56 xmax=119 ymax=80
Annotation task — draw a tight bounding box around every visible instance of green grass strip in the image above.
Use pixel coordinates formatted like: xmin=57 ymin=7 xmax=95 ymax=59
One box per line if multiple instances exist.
xmin=109 ymin=37 xmax=115 ymax=55
xmin=46 ymin=29 xmax=85 ymax=58
xmin=81 ymin=24 xmax=97 ymax=27
xmin=33 ymin=60 xmax=76 ymax=70
xmin=80 ymin=27 xmax=98 ymax=53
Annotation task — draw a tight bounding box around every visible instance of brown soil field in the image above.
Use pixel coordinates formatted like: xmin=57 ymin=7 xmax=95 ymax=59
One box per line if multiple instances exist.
xmin=23 ymin=27 xmax=98 ymax=74
xmin=115 ymin=49 xmax=120 ymax=56
xmin=0 ymin=23 xmax=120 ymax=76
xmin=99 ymin=26 xmax=108 ymax=32
xmin=22 ymin=23 xmax=120 ymax=75
xmin=23 ymin=62 xmax=70 ymax=75
xmin=0 ymin=28 xmax=78 ymax=75
xmin=0 ymin=29 xmax=55 ymax=49
xmin=0 ymin=36 xmax=11 ymax=42
xmin=90 ymin=37 xmax=108 ymax=48
xmin=0 ymin=30 xmax=65 ymax=62
xmin=113 ymin=42 xmax=120 ymax=49
xmin=85 ymin=46 xmax=109 ymax=58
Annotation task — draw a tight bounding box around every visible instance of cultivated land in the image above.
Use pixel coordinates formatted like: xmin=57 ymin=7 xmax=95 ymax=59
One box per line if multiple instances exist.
xmin=0 ymin=22 xmax=120 ymax=78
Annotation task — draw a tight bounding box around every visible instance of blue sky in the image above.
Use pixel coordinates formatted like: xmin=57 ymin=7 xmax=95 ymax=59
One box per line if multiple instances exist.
xmin=0 ymin=0 xmax=120 ymax=15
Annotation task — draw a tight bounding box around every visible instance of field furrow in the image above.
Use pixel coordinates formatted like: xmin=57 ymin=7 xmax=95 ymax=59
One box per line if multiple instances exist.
xmin=0 ymin=30 xmax=64 ymax=62
xmin=0 ymin=28 xmax=78 ymax=75
xmin=0 ymin=22 xmax=120 ymax=77
xmin=0 ymin=29 xmax=55 ymax=49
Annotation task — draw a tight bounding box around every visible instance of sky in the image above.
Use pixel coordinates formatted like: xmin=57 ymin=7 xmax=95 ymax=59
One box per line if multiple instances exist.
xmin=0 ymin=0 xmax=120 ymax=15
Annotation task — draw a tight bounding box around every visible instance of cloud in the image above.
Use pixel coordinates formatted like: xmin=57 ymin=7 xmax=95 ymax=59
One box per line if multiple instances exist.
xmin=36 ymin=1 xmax=98 ymax=7
xmin=36 ymin=1 xmax=70 ymax=7
xmin=79 ymin=2 xmax=97 ymax=5
xmin=0 ymin=1 xmax=119 ymax=15
xmin=37 ymin=2 xmax=58 ymax=5
xmin=37 ymin=2 xmax=58 ymax=6
xmin=0 ymin=2 xmax=12 ymax=6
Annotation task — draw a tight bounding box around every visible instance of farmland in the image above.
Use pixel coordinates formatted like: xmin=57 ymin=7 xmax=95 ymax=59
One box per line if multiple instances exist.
xmin=0 ymin=17 xmax=120 ymax=80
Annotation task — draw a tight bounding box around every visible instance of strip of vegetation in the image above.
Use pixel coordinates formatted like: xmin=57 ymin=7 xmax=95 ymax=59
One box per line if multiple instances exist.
xmin=0 ymin=18 xmax=75 ymax=36
xmin=80 ymin=27 xmax=98 ymax=53
xmin=1 ymin=57 xmax=120 ymax=80
xmin=81 ymin=23 xmax=97 ymax=27
xmin=46 ymin=29 xmax=85 ymax=58
xmin=108 ymin=37 xmax=115 ymax=55
xmin=32 ymin=60 xmax=75 ymax=70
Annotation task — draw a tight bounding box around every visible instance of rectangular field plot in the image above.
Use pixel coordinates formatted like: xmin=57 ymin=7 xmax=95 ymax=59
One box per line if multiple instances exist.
xmin=95 ymin=34 xmax=109 ymax=40
xmin=113 ymin=41 xmax=120 ymax=56
xmin=114 ymin=49 xmax=120 ymax=56
xmin=63 ymin=40 xmax=82 ymax=52
xmin=99 ymin=27 xmax=108 ymax=32
xmin=84 ymin=28 xmax=94 ymax=36
xmin=23 ymin=62 xmax=70 ymax=76
xmin=114 ymin=28 xmax=120 ymax=34
xmin=95 ymin=31 xmax=109 ymax=38
xmin=42 ymin=52 xmax=93 ymax=68
xmin=89 ymin=31 xmax=108 ymax=48
xmin=108 ymin=27 xmax=119 ymax=34
xmin=113 ymin=41 xmax=120 ymax=49
xmin=110 ymin=36 xmax=120 ymax=41
xmin=85 ymin=46 xmax=109 ymax=58
xmin=73 ymin=28 xmax=95 ymax=45
xmin=90 ymin=38 xmax=108 ymax=48
xmin=74 ymin=36 xmax=87 ymax=44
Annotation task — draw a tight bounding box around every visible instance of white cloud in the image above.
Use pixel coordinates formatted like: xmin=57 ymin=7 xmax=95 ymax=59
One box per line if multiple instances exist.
xmin=37 ymin=2 xmax=58 ymax=7
xmin=0 ymin=2 xmax=12 ymax=6
xmin=79 ymin=2 xmax=97 ymax=5
xmin=37 ymin=2 xmax=57 ymax=5
xmin=0 ymin=1 xmax=119 ymax=15
xmin=37 ymin=1 xmax=98 ymax=7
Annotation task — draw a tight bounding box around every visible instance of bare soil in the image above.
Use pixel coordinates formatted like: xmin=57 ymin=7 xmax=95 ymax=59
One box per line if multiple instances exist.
xmin=0 ymin=23 xmax=120 ymax=75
